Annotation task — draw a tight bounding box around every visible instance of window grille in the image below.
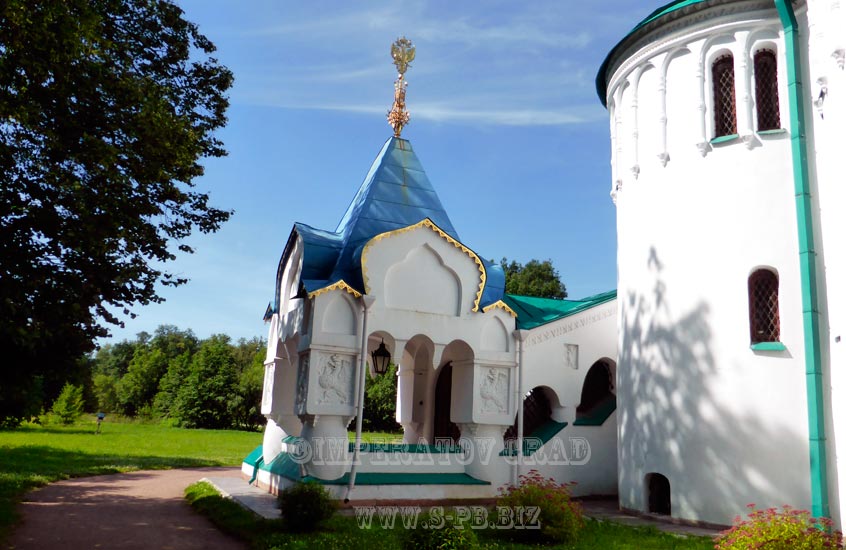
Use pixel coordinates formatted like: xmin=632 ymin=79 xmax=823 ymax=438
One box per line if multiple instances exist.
xmin=504 ymin=386 xmax=552 ymax=442
xmin=712 ymin=54 xmax=737 ymax=137
xmin=754 ymin=50 xmax=781 ymax=131
xmin=749 ymin=270 xmax=780 ymax=343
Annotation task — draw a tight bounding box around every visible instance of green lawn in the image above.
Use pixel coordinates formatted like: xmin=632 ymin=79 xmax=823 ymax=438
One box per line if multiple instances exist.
xmin=186 ymin=481 xmax=716 ymax=550
xmin=347 ymin=431 xmax=403 ymax=443
xmin=0 ymin=418 xmax=262 ymax=541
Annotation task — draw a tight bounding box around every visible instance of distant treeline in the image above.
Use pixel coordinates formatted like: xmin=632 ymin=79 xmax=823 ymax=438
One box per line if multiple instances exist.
xmin=23 ymin=323 xmax=401 ymax=433
xmin=89 ymin=325 xmax=265 ymax=430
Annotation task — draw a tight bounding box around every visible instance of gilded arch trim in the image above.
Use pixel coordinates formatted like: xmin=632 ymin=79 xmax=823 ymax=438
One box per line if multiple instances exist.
xmin=307 ymin=279 xmax=363 ymax=300
xmin=482 ymin=300 xmax=517 ymax=318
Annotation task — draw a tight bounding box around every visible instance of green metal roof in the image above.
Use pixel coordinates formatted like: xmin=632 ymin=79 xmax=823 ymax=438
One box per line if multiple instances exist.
xmin=504 ymin=290 xmax=617 ymax=330
xmin=596 ymin=0 xmax=712 ymax=107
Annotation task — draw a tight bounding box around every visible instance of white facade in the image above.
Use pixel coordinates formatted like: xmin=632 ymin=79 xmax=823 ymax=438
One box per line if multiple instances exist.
xmin=600 ymin=0 xmax=845 ymax=528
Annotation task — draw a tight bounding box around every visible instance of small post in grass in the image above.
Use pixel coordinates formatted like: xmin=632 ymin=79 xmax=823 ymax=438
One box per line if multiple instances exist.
xmin=95 ymin=412 xmax=105 ymax=434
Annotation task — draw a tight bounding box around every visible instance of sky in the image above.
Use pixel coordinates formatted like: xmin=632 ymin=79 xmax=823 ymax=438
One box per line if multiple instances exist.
xmin=102 ymin=0 xmax=657 ymax=345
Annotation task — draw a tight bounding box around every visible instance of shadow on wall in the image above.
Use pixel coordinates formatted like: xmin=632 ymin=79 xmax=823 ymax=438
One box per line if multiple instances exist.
xmin=618 ymin=247 xmax=810 ymax=524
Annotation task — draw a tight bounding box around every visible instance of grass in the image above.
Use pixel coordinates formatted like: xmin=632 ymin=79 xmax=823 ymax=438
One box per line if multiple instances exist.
xmin=186 ymin=480 xmax=716 ymax=550
xmin=0 ymin=418 xmax=262 ymax=542
xmin=347 ymin=431 xmax=403 ymax=443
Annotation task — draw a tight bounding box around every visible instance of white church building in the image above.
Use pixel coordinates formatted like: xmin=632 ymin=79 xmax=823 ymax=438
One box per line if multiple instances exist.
xmin=243 ymin=40 xmax=619 ymax=501
xmin=245 ymin=0 xmax=845 ymax=531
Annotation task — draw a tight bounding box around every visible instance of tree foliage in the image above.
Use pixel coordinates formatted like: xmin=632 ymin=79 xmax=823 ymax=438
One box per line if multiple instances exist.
xmin=500 ymin=258 xmax=567 ymax=299
xmin=51 ymin=383 xmax=85 ymax=425
xmin=174 ymin=334 xmax=238 ymax=429
xmin=363 ymin=363 xmax=399 ymax=432
xmin=0 ymin=0 xmax=233 ymax=425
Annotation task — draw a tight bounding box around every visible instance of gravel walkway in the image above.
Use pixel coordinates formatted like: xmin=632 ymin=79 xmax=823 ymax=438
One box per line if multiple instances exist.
xmin=7 ymin=468 xmax=246 ymax=550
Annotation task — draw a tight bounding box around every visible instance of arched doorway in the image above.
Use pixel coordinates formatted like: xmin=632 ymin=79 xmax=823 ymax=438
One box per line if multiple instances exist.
xmin=433 ymin=362 xmax=460 ymax=444
xmin=576 ymin=359 xmax=616 ymax=424
xmin=504 ymin=386 xmax=553 ymax=442
xmin=645 ymin=473 xmax=671 ymax=515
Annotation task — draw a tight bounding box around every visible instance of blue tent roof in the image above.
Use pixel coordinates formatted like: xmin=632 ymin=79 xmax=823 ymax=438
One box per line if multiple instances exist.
xmin=271 ymin=136 xmax=505 ymax=313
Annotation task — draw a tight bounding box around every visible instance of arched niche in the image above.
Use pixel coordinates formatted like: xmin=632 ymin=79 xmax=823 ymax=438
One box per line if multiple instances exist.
xmin=321 ymin=292 xmax=357 ymax=335
xmin=645 ymin=473 xmax=671 ymax=515
xmin=384 ymin=244 xmax=461 ymax=316
xmin=480 ymin=316 xmax=509 ymax=352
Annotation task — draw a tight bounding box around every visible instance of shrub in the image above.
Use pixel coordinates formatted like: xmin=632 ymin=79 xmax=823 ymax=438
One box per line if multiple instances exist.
xmin=277 ymin=481 xmax=336 ymax=532
xmin=495 ymin=469 xmax=583 ymax=544
xmin=715 ymin=505 xmax=843 ymax=550
xmin=50 ymin=383 xmax=85 ymax=425
xmin=402 ymin=510 xmax=478 ymax=550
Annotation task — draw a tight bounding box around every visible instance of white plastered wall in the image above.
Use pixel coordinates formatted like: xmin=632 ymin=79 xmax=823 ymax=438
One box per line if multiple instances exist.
xmin=518 ymin=300 xmax=618 ymax=496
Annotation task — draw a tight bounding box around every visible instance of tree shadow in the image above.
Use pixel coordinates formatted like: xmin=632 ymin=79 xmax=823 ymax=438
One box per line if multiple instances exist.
xmin=618 ymin=247 xmax=812 ymax=524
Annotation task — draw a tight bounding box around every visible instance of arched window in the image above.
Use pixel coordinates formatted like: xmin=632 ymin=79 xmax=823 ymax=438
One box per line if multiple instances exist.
xmin=712 ymin=54 xmax=737 ymax=137
xmin=576 ymin=360 xmax=616 ymax=425
xmin=504 ymin=386 xmax=552 ymax=442
xmin=748 ymin=269 xmax=780 ymax=343
xmin=754 ymin=49 xmax=781 ymax=131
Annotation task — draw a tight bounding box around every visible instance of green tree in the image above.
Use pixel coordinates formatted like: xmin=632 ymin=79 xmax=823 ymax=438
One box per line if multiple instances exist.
xmin=363 ymin=364 xmax=399 ymax=432
xmin=92 ymin=373 xmax=120 ymax=413
xmin=0 ymin=0 xmax=233 ymax=426
xmin=93 ymin=340 xmax=138 ymax=379
xmin=51 ymin=383 xmax=85 ymax=424
xmin=231 ymin=350 xmax=265 ymax=430
xmin=153 ymin=351 xmax=191 ymax=419
xmin=174 ymin=335 xmax=238 ymax=429
xmin=117 ymin=347 xmax=169 ymax=416
xmin=500 ymin=258 xmax=568 ymax=299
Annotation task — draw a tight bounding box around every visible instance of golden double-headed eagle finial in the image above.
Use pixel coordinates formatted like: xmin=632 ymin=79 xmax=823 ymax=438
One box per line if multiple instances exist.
xmin=387 ymin=37 xmax=415 ymax=138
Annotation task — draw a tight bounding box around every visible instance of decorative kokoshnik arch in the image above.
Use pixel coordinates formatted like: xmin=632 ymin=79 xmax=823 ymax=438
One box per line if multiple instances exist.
xmin=361 ymin=218 xmax=488 ymax=312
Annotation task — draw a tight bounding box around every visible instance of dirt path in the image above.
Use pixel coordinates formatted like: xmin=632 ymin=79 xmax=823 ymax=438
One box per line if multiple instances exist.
xmin=7 ymin=467 xmax=247 ymax=550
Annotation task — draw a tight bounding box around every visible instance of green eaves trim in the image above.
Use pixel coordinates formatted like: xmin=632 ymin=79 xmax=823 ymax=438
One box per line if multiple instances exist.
xmin=499 ymin=420 xmax=568 ymax=456
xmin=750 ymin=342 xmax=787 ymax=351
xmin=260 ymin=451 xmax=302 ymax=481
xmin=243 ymin=445 xmax=263 ymax=467
xmin=596 ymin=0 xmax=711 ymax=106
xmin=303 ymin=472 xmax=490 ymax=486
xmin=710 ymin=134 xmax=739 ymax=145
xmin=574 ymin=396 xmax=617 ymax=426
xmin=504 ymin=290 xmax=616 ymax=331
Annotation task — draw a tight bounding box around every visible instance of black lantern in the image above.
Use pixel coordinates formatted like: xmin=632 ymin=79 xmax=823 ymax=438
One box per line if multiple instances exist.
xmin=371 ymin=339 xmax=392 ymax=375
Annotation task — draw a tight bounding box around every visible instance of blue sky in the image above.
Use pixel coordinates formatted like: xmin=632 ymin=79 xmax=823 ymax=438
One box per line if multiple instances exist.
xmin=102 ymin=1 xmax=654 ymax=344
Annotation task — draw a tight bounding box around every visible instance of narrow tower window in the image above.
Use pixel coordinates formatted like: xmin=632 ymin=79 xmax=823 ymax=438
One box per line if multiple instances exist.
xmin=748 ymin=269 xmax=780 ymax=343
xmin=754 ymin=50 xmax=781 ymax=131
xmin=712 ymin=54 xmax=737 ymax=137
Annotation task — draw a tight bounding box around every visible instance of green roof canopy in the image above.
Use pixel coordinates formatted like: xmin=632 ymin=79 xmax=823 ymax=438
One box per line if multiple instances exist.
xmin=504 ymin=290 xmax=617 ymax=330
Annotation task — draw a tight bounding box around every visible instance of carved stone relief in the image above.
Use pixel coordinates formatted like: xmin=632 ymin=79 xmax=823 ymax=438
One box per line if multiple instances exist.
xmin=315 ymin=353 xmax=354 ymax=405
xmin=479 ymin=367 xmax=509 ymax=414
xmin=564 ymin=344 xmax=579 ymax=370
xmin=295 ymin=354 xmax=309 ymax=413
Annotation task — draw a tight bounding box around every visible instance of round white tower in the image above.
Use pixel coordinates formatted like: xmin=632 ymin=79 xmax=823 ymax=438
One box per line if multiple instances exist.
xmin=598 ymin=0 xmax=843 ymax=527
